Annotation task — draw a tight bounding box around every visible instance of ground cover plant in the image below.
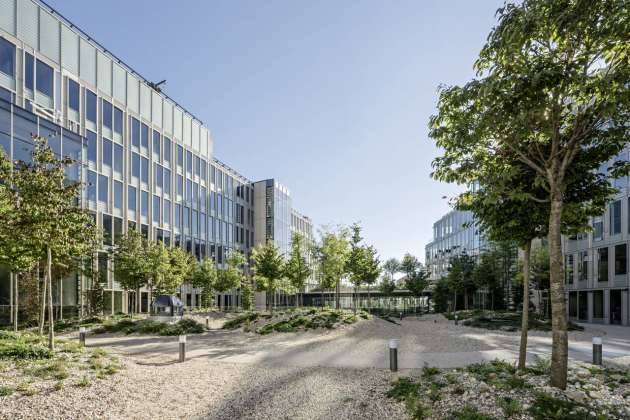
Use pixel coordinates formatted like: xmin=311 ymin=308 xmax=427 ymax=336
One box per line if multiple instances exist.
xmin=387 ymin=359 xmax=630 ymax=419
xmin=444 ymin=310 xmax=583 ymax=332
xmin=0 ymin=330 xmax=120 ymax=397
xmin=92 ymin=317 xmax=205 ymax=336
xmin=222 ymin=307 xmax=369 ymax=334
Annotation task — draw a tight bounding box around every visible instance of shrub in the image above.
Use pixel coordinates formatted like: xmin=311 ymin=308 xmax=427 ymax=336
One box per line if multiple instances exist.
xmin=528 ymin=392 xmax=594 ymax=420
xmin=527 ymin=357 xmax=551 ymax=376
xmin=387 ymin=377 xmax=421 ymax=401
xmin=498 ymin=397 xmax=522 ymax=418
xmin=0 ymin=336 xmax=52 ymax=360
xmin=449 ymin=405 xmax=494 ymax=420
xmin=0 ymin=385 xmax=14 ymax=396
xmin=466 ymin=360 xmax=515 ymax=381
xmin=422 ymin=365 xmax=441 ymax=378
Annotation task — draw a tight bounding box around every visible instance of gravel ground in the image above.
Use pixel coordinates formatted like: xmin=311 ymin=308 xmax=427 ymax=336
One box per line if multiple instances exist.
xmin=0 ymin=357 xmax=407 ymax=420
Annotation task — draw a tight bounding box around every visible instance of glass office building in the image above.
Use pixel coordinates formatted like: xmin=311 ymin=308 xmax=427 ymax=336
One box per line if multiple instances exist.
xmin=0 ymin=0 xmax=311 ymax=315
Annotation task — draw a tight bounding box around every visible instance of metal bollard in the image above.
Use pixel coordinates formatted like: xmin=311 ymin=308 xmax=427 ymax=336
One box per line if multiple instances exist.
xmin=593 ymin=337 xmax=602 ymax=365
xmin=205 ymin=316 xmax=210 ymax=329
xmin=399 ymin=312 xmax=403 ymax=321
xmin=79 ymin=327 xmax=86 ymax=347
xmin=389 ymin=339 xmax=399 ymax=372
xmin=454 ymin=314 xmax=458 ymax=325
xmin=179 ymin=335 xmax=187 ymax=362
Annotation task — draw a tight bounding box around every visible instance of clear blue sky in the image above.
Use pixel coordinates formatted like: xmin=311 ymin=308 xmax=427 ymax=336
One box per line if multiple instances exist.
xmin=49 ymin=0 xmax=503 ymax=262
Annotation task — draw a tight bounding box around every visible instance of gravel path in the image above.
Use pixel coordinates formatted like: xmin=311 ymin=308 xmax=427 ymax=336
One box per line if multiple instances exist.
xmin=0 ymin=358 xmax=406 ymax=420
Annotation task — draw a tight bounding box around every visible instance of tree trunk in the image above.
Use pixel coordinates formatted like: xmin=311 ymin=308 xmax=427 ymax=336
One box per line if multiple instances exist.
xmin=59 ymin=277 xmax=63 ymax=321
xmin=549 ymin=195 xmax=568 ymax=389
xmin=39 ymin=271 xmax=47 ymax=335
xmin=464 ymin=288 xmax=468 ymax=310
xmin=335 ymin=280 xmax=340 ymax=309
xmin=47 ymin=247 xmax=55 ymax=351
xmin=353 ymin=286 xmax=357 ymax=315
xmin=518 ymin=240 xmax=531 ymax=371
xmin=13 ymin=273 xmax=18 ymax=332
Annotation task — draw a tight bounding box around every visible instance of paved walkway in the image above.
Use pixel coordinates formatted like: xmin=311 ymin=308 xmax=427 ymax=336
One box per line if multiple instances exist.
xmin=81 ymin=314 xmax=630 ymax=369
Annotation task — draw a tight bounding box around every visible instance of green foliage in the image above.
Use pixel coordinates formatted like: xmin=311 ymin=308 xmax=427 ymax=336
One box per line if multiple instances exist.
xmin=379 ymin=277 xmax=396 ymax=296
xmin=111 ymin=230 xmax=151 ymax=293
xmin=432 ymin=277 xmax=450 ymax=313
xmin=448 ymin=406 xmax=494 ymax=420
xmin=192 ymin=257 xmax=217 ymax=308
xmin=317 ymin=227 xmax=350 ymax=303
xmin=382 ymin=258 xmax=400 ymax=284
xmin=285 ymin=232 xmax=312 ymax=293
xmin=215 ymin=250 xmax=246 ymax=294
xmin=0 ymin=385 xmax=14 ymax=396
xmin=401 ymin=253 xmax=429 ymax=297
xmin=241 ymin=277 xmax=254 ymax=311
xmin=252 ymin=241 xmax=285 ymax=312
xmin=422 ymin=365 xmax=441 ymax=378
xmin=222 ymin=312 xmax=260 ymax=329
xmin=528 ymin=392 xmax=597 ymax=420
xmin=93 ymin=318 xmax=204 ymax=336
xmin=0 ymin=332 xmax=52 ymax=360
xmin=387 ymin=377 xmax=421 ymax=401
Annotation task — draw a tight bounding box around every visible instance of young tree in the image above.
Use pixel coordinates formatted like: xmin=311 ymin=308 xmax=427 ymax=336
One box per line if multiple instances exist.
xmin=402 ymin=254 xmax=430 ymax=310
xmin=361 ymin=245 xmax=381 ymax=312
xmin=215 ymin=250 xmax=246 ymax=310
xmin=319 ymin=228 xmax=350 ymax=309
xmin=430 ymin=1 xmax=630 ymax=388
xmin=345 ymin=223 xmax=374 ymax=313
xmin=111 ymin=231 xmax=150 ymax=318
xmin=285 ymin=232 xmax=311 ymax=307
xmin=252 ymin=241 xmax=285 ymax=314
xmin=241 ymin=275 xmax=254 ymax=311
xmin=379 ymin=276 xmax=396 ymax=308
xmin=166 ymin=246 xmax=195 ymax=297
xmin=382 ymin=258 xmax=400 ymax=287
xmin=192 ymin=257 xmax=218 ymax=309
xmin=445 ymin=254 xmax=475 ymax=312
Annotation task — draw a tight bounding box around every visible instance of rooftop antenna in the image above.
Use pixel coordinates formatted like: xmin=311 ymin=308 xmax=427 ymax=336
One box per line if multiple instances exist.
xmin=148 ymin=79 xmax=167 ymax=93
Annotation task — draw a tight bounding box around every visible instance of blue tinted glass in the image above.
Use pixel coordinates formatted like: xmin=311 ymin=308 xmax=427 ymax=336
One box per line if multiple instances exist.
xmin=186 ymin=151 xmax=192 ymax=173
xmin=164 ymin=200 xmax=171 ymax=225
xmin=0 ymin=105 xmax=10 ymax=156
xmin=62 ymin=131 xmax=82 ymax=161
xmin=36 ymin=59 xmax=53 ymax=97
xmin=177 ymin=174 xmax=183 ymax=197
xmin=128 ymin=185 xmax=137 ymax=211
xmin=141 ymin=191 xmax=148 ymax=217
xmin=68 ymin=79 xmax=80 ymax=111
xmin=114 ymin=143 xmax=123 ymax=175
xmin=102 ymin=100 xmax=112 ymax=129
xmin=98 ymin=175 xmax=108 ymax=203
xmin=175 ymin=204 xmax=181 ymax=229
xmin=86 ymin=90 xmax=97 ymax=123
xmin=192 ymin=210 xmax=198 ymax=236
xmin=164 ymin=168 xmax=171 ymax=195
xmin=114 ymin=180 xmax=123 ymax=210
xmin=194 ymin=156 xmax=200 ymax=176
xmin=12 ymin=108 xmax=37 ymax=163
xmin=103 ymin=138 xmax=113 ymax=167
xmin=131 ymin=117 xmax=140 ymax=147
xmin=0 ymin=38 xmax=15 ymax=77
xmin=132 ymin=152 xmax=140 ymax=178
xmin=200 ymin=160 xmax=206 ymax=180
xmin=86 ymin=130 xmax=97 ymax=163
xmin=177 ymin=145 xmax=183 ymax=168
xmin=153 ymin=131 xmax=160 ymax=160
xmin=153 ymin=195 xmax=160 ymax=223
xmin=87 ymin=171 xmax=97 ymax=202
xmin=114 ymin=107 xmax=123 ymax=135
xmin=155 ymin=164 xmax=163 ymax=189
xmin=164 ymin=137 xmax=171 ymax=164
xmin=40 ymin=119 xmax=61 ymax=157
xmin=24 ymin=53 xmax=34 ymax=90
xmin=141 ymin=156 xmax=149 ymax=183
xmin=141 ymin=123 xmax=149 ymax=148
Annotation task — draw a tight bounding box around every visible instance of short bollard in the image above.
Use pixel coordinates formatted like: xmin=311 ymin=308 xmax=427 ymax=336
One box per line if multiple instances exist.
xmin=399 ymin=312 xmax=403 ymax=321
xmin=179 ymin=335 xmax=187 ymax=363
xmin=79 ymin=327 xmax=86 ymax=347
xmin=454 ymin=314 xmax=459 ymax=325
xmin=205 ymin=316 xmax=210 ymax=328
xmin=593 ymin=337 xmax=603 ymax=365
xmin=389 ymin=339 xmax=399 ymax=372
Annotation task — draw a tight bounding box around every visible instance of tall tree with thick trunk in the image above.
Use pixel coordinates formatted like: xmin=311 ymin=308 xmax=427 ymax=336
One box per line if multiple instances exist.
xmin=430 ymin=0 xmax=630 ymax=388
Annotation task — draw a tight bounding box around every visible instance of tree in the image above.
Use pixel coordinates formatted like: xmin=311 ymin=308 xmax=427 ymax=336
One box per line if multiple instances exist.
xmin=163 ymin=245 xmax=194 ymax=296
xmin=241 ymin=275 xmax=254 ymax=311
xmin=215 ymin=250 xmax=246 ymax=310
xmin=382 ymin=258 xmax=400 ymax=286
xmin=285 ymin=232 xmax=311 ymax=307
xmin=7 ymin=137 xmax=98 ymax=349
xmin=318 ymin=227 xmax=350 ymax=309
xmin=429 ymin=0 xmax=630 ymax=388
xmin=111 ymin=231 xmax=151 ymax=318
xmin=362 ymin=246 xmax=381 ymax=312
xmin=192 ymin=257 xmax=218 ymax=309
xmin=445 ymin=254 xmax=475 ymax=312
xmin=252 ymin=241 xmax=285 ymax=314
xmin=432 ymin=277 xmax=451 ymax=313
xmin=345 ymin=223 xmax=379 ymax=314
xmin=379 ymin=276 xmax=396 ymax=301
xmin=472 ymin=250 xmax=502 ymax=311
xmin=402 ymin=253 xmax=430 ymax=310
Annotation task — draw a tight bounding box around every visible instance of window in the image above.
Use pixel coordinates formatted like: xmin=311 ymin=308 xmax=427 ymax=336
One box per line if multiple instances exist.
xmin=114 ymin=217 xmax=123 ymax=242
xmin=154 ymin=164 xmax=163 ymax=189
xmin=192 ymin=210 xmax=198 ymax=236
xmin=186 ymin=150 xmax=192 ymax=174
xmin=593 ymin=218 xmax=603 ymax=241
xmin=24 ymin=53 xmax=34 ymax=90
xmin=186 ymin=179 xmax=192 ymax=204
xmin=114 ymin=107 xmax=123 ymax=135
xmin=175 ymin=204 xmax=181 ymax=230
xmin=164 ymin=200 xmax=171 ymax=225
xmin=177 ymin=174 xmax=183 ymax=199
xmin=183 ymin=207 xmax=190 ymax=233
xmin=153 ymin=195 xmax=161 ymax=224
xmin=610 ymin=200 xmax=621 ymax=235
xmin=598 ymin=247 xmax=608 ymax=282
xmin=593 ymin=291 xmax=604 ymax=318
xmin=103 ymin=214 xmax=113 ymax=246
xmin=164 ymin=168 xmax=171 ymax=195
xmin=164 ymin=137 xmax=171 ymax=165
xmin=128 ymin=185 xmax=137 ymax=212
xmin=102 ymin=100 xmax=113 ymax=129
xmin=102 ymin=138 xmax=113 ymax=168
xmin=141 ymin=191 xmax=148 ymax=217
xmin=98 ymin=175 xmax=109 ymax=204
xmin=615 ymin=244 xmax=627 ymax=275
xmin=68 ymin=79 xmax=80 ymax=112
xmin=131 ymin=152 xmax=140 ymax=178
xmin=87 ymin=170 xmax=97 ymax=202
xmin=200 ymin=160 xmax=207 ymax=181
xmin=141 ymin=156 xmax=149 ymax=184
xmin=86 ymin=130 xmax=97 ymax=164
xmin=86 ymin=90 xmax=97 ymax=123
xmin=36 ymin=59 xmax=54 ymax=97
xmin=141 ymin=123 xmax=149 ymax=149
xmin=194 ymin=156 xmax=200 ymax=177
xmin=114 ymin=143 xmax=123 ymax=176
xmin=114 ymin=181 xmax=123 ymax=211
xmin=565 ymin=255 xmax=573 ymax=285
xmin=153 ymin=131 xmax=161 ymax=161
xmin=131 ymin=117 xmax=140 ymax=147
xmin=177 ymin=145 xmax=183 ymax=169
xmin=578 ymin=251 xmax=588 ymax=282
xmin=0 ymin=38 xmax=15 ymax=77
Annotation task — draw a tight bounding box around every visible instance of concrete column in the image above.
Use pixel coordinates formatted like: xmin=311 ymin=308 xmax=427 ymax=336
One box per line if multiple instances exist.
xmin=604 ymin=289 xmax=611 ymax=325
xmin=587 ymin=291 xmax=594 ymax=323
xmin=622 ymin=290 xmax=628 ymax=326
